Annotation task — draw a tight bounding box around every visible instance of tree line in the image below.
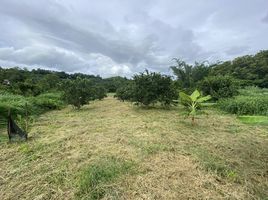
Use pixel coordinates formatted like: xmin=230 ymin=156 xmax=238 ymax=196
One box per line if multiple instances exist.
xmin=0 ymin=50 xmax=267 ymax=109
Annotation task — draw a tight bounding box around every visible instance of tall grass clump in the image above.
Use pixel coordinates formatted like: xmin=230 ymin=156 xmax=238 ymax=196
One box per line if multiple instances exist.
xmin=0 ymin=92 xmax=31 ymax=117
xmin=218 ymin=87 xmax=268 ymax=115
xmin=30 ymin=92 xmax=64 ymax=112
xmin=0 ymin=91 xmax=64 ymax=121
xmin=77 ymin=157 xmax=135 ymax=200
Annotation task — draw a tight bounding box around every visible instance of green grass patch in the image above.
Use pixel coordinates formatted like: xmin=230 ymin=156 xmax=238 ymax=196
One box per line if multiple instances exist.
xmin=77 ymin=156 xmax=136 ymax=200
xmin=190 ymin=147 xmax=239 ymax=181
xmin=238 ymin=115 xmax=268 ymax=125
xmin=200 ymin=102 xmax=217 ymax=107
xmin=0 ymin=132 xmax=8 ymax=143
xmin=128 ymin=139 xmax=174 ymax=155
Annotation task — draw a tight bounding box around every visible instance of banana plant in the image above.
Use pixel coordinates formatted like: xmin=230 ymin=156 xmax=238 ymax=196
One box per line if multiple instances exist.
xmin=179 ymin=89 xmax=211 ymax=125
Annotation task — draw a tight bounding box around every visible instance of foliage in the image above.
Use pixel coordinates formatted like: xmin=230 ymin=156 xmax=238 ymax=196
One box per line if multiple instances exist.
xmin=115 ymin=82 xmax=134 ymax=101
xmin=91 ymin=85 xmax=107 ymax=100
xmin=31 ymin=92 xmax=65 ymax=111
xmin=199 ymin=75 xmax=239 ymax=100
xmin=218 ymin=87 xmax=268 ymax=116
xmin=103 ymin=76 xmax=130 ymax=93
xmin=210 ymin=50 xmax=268 ymax=88
xmin=130 ymin=70 xmax=177 ymax=106
xmin=61 ymin=78 xmax=107 ymax=109
xmin=0 ymin=67 xmax=111 ymax=95
xmin=0 ymin=92 xmax=64 ymax=121
xmin=238 ymin=86 xmax=268 ymax=96
xmin=179 ymin=90 xmax=211 ymax=124
xmin=218 ymin=87 xmax=268 ymax=115
xmin=170 ymin=59 xmax=211 ymax=91
xmin=16 ymin=114 xmax=34 ymax=133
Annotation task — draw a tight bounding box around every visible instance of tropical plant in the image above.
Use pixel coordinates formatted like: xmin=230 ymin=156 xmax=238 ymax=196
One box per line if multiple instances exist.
xmin=179 ymin=90 xmax=211 ymax=125
xmin=170 ymin=59 xmax=211 ymax=91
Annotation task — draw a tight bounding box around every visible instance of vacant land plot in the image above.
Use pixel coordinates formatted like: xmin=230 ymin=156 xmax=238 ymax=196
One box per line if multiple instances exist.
xmin=0 ymin=96 xmax=267 ymax=200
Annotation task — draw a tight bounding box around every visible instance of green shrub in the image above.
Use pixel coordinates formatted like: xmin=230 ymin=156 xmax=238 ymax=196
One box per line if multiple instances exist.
xmin=31 ymin=92 xmax=64 ymax=110
xmin=218 ymin=96 xmax=268 ymax=116
xmin=121 ymin=70 xmax=177 ymax=106
xmin=238 ymin=86 xmax=268 ymax=96
xmin=115 ymin=83 xmax=134 ymax=101
xmin=61 ymin=78 xmax=107 ymax=109
xmin=0 ymin=92 xmax=31 ymax=118
xmin=218 ymin=86 xmax=268 ymax=115
xmin=0 ymin=92 xmax=65 ymax=124
xmin=199 ymin=75 xmax=239 ymax=100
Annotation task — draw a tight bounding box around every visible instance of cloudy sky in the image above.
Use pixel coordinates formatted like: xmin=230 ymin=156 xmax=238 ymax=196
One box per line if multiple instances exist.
xmin=0 ymin=0 xmax=267 ymax=77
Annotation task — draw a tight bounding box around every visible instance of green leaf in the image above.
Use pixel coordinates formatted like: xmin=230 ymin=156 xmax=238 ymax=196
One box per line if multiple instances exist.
xmin=179 ymin=92 xmax=192 ymax=104
xmin=190 ymin=90 xmax=200 ymax=101
xmin=196 ymin=95 xmax=211 ymax=103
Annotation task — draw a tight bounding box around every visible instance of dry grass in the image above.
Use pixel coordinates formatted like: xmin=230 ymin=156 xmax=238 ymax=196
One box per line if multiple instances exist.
xmin=0 ymin=96 xmax=267 ymax=199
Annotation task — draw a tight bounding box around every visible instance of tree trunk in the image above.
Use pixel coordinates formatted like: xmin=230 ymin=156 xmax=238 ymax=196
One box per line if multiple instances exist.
xmin=191 ymin=116 xmax=195 ymax=125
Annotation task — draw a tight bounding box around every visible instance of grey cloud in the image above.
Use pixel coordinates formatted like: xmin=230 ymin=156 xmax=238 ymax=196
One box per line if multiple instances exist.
xmin=225 ymin=46 xmax=249 ymax=56
xmin=0 ymin=0 xmax=267 ymax=77
xmin=262 ymin=12 xmax=268 ymax=23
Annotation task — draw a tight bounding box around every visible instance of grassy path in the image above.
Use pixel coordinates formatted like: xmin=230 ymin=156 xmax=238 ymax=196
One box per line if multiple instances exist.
xmin=0 ymin=96 xmax=268 ymax=199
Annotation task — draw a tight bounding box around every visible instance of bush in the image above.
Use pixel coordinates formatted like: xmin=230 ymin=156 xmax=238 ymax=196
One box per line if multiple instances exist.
xmin=0 ymin=92 xmax=64 ymax=121
xmin=0 ymin=92 xmax=31 ymax=118
xmin=199 ymin=75 xmax=239 ymax=100
xmin=61 ymin=77 xmax=107 ymax=109
xmin=115 ymin=83 xmax=134 ymax=101
xmin=238 ymin=86 xmax=268 ymax=96
xmin=130 ymin=70 xmax=177 ymax=106
xmin=218 ymin=96 xmax=268 ymax=116
xmin=31 ymin=92 xmax=64 ymax=111
xmin=218 ymin=87 xmax=268 ymax=115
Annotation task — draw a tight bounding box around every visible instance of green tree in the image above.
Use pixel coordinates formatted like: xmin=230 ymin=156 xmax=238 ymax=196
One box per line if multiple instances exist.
xmin=103 ymin=76 xmax=129 ymax=93
xmin=61 ymin=78 xmax=106 ymax=109
xmin=198 ymin=75 xmax=239 ymax=100
xmin=130 ymin=70 xmax=177 ymax=106
xmin=170 ymin=59 xmax=210 ymax=91
xmin=38 ymin=74 xmax=61 ymax=92
xmin=115 ymin=82 xmax=134 ymax=101
xmin=210 ymin=50 xmax=268 ymax=87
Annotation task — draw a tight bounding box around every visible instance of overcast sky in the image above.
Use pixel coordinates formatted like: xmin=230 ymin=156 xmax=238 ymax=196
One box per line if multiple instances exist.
xmin=0 ymin=0 xmax=267 ymax=77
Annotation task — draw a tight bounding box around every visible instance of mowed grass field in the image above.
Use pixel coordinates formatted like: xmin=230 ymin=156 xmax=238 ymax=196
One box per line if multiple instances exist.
xmin=0 ymin=96 xmax=268 ymax=200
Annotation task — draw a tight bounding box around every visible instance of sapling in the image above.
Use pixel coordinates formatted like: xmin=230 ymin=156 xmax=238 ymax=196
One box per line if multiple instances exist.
xmin=179 ymin=89 xmax=211 ymax=125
